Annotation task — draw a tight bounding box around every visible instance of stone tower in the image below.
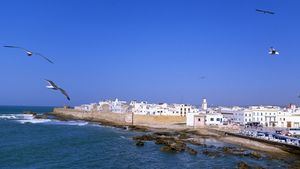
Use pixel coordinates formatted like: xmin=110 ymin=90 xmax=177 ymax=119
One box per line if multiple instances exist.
xmin=202 ymin=98 xmax=207 ymax=111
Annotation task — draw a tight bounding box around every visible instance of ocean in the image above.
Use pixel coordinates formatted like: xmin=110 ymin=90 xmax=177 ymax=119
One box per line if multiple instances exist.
xmin=0 ymin=106 xmax=292 ymax=169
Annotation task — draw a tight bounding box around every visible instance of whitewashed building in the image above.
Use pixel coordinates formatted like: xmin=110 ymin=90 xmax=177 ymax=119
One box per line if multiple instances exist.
xmin=205 ymin=113 xmax=224 ymax=126
xmin=74 ymin=103 xmax=98 ymax=111
xmin=187 ymin=99 xmax=224 ymax=127
xmin=130 ymin=101 xmax=199 ymax=116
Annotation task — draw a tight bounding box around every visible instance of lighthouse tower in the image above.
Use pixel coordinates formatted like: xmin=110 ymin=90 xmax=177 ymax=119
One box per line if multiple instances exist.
xmin=202 ymin=98 xmax=208 ymax=111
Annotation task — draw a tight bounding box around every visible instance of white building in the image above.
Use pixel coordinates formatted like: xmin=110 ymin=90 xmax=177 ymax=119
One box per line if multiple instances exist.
xmin=74 ymin=103 xmax=98 ymax=111
xmin=218 ymin=106 xmax=244 ymax=124
xmin=245 ymin=106 xmax=280 ymax=127
xmin=130 ymin=101 xmax=199 ymax=116
xmin=277 ymin=107 xmax=300 ymax=128
xmin=187 ymin=99 xmax=224 ymax=127
xmin=205 ymin=113 xmax=224 ymax=126
xmin=230 ymin=105 xmax=292 ymax=127
xmin=186 ymin=111 xmax=206 ymax=126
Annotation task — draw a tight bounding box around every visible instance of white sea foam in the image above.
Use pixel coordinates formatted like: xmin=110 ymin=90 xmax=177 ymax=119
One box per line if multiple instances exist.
xmin=0 ymin=113 xmax=51 ymax=124
xmin=0 ymin=114 xmax=33 ymax=120
xmin=0 ymin=115 xmax=17 ymax=119
xmin=1 ymin=113 xmax=90 ymax=127
xmin=48 ymin=120 xmax=89 ymax=126
xmin=18 ymin=119 xmax=52 ymax=124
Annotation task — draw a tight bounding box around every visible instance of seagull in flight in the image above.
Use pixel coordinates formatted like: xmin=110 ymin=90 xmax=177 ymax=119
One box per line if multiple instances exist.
xmin=199 ymin=76 xmax=206 ymax=80
xmin=256 ymin=9 xmax=275 ymax=15
xmin=269 ymin=47 xmax=279 ymax=55
xmin=45 ymin=80 xmax=70 ymax=101
xmin=3 ymin=45 xmax=54 ymax=64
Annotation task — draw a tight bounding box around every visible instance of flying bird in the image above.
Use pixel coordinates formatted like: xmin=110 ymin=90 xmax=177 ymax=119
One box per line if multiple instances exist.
xmin=3 ymin=45 xmax=54 ymax=64
xmin=45 ymin=80 xmax=70 ymax=101
xmin=269 ymin=47 xmax=279 ymax=55
xmin=256 ymin=9 xmax=275 ymax=15
xmin=199 ymin=76 xmax=206 ymax=80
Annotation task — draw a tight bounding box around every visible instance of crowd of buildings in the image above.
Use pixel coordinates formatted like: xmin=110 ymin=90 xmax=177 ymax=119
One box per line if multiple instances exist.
xmin=74 ymin=98 xmax=300 ymax=129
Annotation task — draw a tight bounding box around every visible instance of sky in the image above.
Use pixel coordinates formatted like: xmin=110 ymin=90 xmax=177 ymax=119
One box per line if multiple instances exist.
xmin=0 ymin=0 xmax=299 ymax=107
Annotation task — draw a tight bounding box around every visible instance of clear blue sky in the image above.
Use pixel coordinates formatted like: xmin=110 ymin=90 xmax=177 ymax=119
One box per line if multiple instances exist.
xmin=0 ymin=0 xmax=299 ymax=106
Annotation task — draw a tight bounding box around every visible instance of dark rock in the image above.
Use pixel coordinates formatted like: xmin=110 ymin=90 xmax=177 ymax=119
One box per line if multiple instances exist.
xmin=129 ymin=126 xmax=149 ymax=132
xmin=202 ymin=149 xmax=220 ymax=157
xmin=159 ymin=140 xmax=187 ymax=153
xmin=136 ymin=141 xmax=145 ymax=147
xmin=34 ymin=114 xmax=49 ymax=119
xmin=154 ymin=131 xmax=179 ymax=137
xmin=187 ymin=139 xmax=205 ymax=146
xmin=221 ymin=147 xmax=246 ymax=156
xmin=222 ymin=147 xmax=230 ymax=153
xmin=186 ymin=147 xmax=198 ymax=155
xmin=23 ymin=111 xmax=37 ymax=116
xmin=170 ymin=141 xmax=186 ymax=152
xmin=249 ymin=151 xmax=262 ymax=159
xmin=178 ymin=133 xmax=189 ymax=139
xmin=123 ymin=126 xmax=129 ymax=130
xmin=237 ymin=161 xmax=250 ymax=169
xmin=160 ymin=145 xmax=174 ymax=153
xmin=133 ymin=135 xmax=155 ymax=141
xmin=155 ymin=138 xmax=170 ymax=145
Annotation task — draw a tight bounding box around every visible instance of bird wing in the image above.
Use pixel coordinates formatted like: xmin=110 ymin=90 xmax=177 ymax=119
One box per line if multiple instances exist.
xmin=59 ymin=88 xmax=70 ymax=101
xmin=256 ymin=9 xmax=263 ymax=13
xmin=45 ymin=79 xmax=58 ymax=88
xmin=3 ymin=45 xmax=31 ymax=52
xmin=256 ymin=9 xmax=274 ymax=15
xmin=34 ymin=52 xmax=54 ymax=64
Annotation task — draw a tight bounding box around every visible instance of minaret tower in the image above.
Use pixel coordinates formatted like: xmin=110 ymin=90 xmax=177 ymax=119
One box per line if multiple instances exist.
xmin=202 ymin=98 xmax=207 ymax=111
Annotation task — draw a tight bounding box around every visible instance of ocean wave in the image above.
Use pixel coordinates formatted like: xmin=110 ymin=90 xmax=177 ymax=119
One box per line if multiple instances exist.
xmin=47 ymin=120 xmax=89 ymax=126
xmin=0 ymin=114 xmax=34 ymax=120
xmin=0 ymin=115 xmax=17 ymax=119
xmin=18 ymin=119 xmax=52 ymax=124
xmin=1 ymin=114 xmax=90 ymax=127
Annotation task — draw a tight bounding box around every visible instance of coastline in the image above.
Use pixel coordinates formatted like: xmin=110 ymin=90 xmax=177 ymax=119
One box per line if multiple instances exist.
xmin=49 ymin=109 xmax=291 ymax=156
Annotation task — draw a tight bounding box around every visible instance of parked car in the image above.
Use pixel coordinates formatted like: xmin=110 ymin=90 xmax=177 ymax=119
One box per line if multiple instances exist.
xmin=288 ymin=128 xmax=300 ymax=136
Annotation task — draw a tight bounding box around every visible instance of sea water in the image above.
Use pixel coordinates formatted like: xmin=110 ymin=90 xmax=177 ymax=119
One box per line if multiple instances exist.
xmin=0 ymin=106 xmax=293 ymax=169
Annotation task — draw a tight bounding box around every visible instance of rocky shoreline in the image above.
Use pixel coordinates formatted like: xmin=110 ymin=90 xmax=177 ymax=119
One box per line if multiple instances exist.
xmin=35 ymin=111 xmax=300 ymax=168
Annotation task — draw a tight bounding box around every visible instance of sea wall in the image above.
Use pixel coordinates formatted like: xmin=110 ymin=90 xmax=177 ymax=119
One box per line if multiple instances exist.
xmin=53 ymin=108 xmax=132 ymax=125
xmin=133 ymin=114 xmax=186 ymax=125
xmin=53 ymin=108 xmax=186 ymax=126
